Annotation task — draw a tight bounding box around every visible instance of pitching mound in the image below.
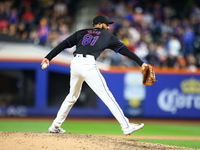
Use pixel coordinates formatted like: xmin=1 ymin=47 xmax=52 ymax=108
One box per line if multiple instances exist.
xmin=0 ymin=131 xmax=195 ymax=150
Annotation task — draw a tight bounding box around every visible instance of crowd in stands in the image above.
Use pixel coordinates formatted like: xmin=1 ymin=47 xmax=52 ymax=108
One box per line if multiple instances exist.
xmin=0 ymin=0 xmax=79 ymax=47
xmin=1 ymin=0 xmax=200 ymax=70
xmin=97 ymin=0 xmax=200 ymax=70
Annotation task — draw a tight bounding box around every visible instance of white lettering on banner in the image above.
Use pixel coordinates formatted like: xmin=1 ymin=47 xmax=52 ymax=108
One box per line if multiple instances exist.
xmin=0 ymin=106 xmax=27 ymax=117
xmin=158 ymin=89 xmax=200 ymax=114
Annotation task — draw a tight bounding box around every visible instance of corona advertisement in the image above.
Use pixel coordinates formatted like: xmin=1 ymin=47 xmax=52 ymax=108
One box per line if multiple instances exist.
xmin=144 ymin=75 xmax=200 ymax=119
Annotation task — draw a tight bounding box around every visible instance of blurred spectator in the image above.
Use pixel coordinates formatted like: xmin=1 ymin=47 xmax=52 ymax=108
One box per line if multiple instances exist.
xmin=166 ymin=35 xmax=181 ymax=67
xmin=9 ymin=8 xmax=18 ymax=24
xmin=156 ymin=43 xmax=167 ymax=66
xmin=0 ymin=19 xmax=8 ymax=34
xmin=28 ymin=25 xmax=40 ymax=45
xmin=46 ymin=22 xmax=59 ymax=47
xmin=146 ymin=43 xmax=159 ymax=66
xmin=21 ymin=5 xmax=35 ymax=31
xmin=161 ymin=19 xmax=173 ymax=34
xmin=182 ymin=26 xmax=195 ymax=57
xmin=163 ymin=4 xmax=175 ymax=20
xmin=7 ymin=23 xmax=17 ymax=37
xmin=98 ymin=0 xmax=111 ymax=16
xmin=175 ymin=53 xmax=187 ymax=68
xmin=191 ymin=4 xmax=200 ymax=23
xmin=151 ymin=25 xmax=162 ymax=43
xmin=186 ymin=54 xmax=198 ymax=72
xmin=193 ymin=33 xmax=200 ymax=67
xmin=53 ymin=1 xmax=68 ymax=17
xmin=134 ymin=40 xmax=149 ymax=63
xmin=167 ymin=35 xmax=181 ymax=58
xmin=57 ymin=23 xmax=70 ymax=42
xmin=16 ymin=22 xmax=28 ymax=39
xmin=110 ymin=52 xmax=123 ymax=66
xmin=152 ymin=2 xmax=163 ymax=24
xmin=143 ymin=10 xmax=153 ymax=26
xmin=167 ymin=53 xmax=178 ymax=67
xmin=0 ymin=1 xmax=9 ymax=34
xmin=133 ymin=7 xmax=143 ymax=24
xmin=38 ymin=18 xmax=50 ymax=46
xmin=115 ymin=1 xmax=126 ymax=17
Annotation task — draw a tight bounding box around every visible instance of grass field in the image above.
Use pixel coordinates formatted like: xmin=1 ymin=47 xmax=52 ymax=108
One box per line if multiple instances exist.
xmin=0 ymin=118 xmax=200 ymax=149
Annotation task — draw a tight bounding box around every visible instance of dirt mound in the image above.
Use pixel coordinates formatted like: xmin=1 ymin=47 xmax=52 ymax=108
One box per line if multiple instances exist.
xmin=0 ymin=131 xmax=196 ymax=150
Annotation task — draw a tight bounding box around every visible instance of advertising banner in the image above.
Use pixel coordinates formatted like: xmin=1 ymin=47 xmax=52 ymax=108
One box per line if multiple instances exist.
xmin=1 ymin=59 xmax=200 ymax=119
xmin=143 ymin=75 xmax=200 ymax=118
xmin=124 ymin=72 xmax=145 ymax=117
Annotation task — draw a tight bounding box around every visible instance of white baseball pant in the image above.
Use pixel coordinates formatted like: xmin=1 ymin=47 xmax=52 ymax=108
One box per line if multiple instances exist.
xmin=52 ymin=54 xmax=131 ymax=129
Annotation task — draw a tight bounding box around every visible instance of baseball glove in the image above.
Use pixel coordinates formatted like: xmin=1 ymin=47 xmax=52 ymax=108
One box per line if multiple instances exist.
xmin=142 ymin=64 xmax=157 ymax=86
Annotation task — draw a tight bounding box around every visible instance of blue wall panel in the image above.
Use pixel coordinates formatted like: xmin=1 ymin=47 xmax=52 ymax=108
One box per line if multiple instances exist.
xmin=0 ymin=61 xmax=200 ymax=118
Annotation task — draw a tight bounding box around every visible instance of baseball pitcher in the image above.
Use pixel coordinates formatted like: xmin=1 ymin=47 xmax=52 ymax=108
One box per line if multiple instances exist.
xmin=41 ymin=15 xmax=150 ymax=135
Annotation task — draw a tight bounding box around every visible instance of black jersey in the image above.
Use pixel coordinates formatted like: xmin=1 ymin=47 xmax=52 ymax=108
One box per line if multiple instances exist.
xmin=45 ymin=28 xmax=144 ymax=66
xmin=68 ymin=28 xmax=124 ymax=59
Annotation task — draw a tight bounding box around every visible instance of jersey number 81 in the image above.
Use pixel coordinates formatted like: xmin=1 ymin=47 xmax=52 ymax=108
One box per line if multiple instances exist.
xmin=82 ymin=34 xmax=99 ymax=46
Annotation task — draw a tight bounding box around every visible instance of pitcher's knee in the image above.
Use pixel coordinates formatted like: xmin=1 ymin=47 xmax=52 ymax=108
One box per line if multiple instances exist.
xmin=64 ymin=96 xmax=77 ymax=104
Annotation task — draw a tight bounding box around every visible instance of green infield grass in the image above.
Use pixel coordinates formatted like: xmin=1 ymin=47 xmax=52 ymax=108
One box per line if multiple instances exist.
xmin=136 ymin=139 xmax=200 ymax=149
xmin=0 ymin=119 xmax=199 ymax=149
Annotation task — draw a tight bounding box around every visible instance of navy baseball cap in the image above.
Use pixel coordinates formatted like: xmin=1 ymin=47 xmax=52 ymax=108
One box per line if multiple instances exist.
xmin=93 ymin=15 xmax=114 ymax=25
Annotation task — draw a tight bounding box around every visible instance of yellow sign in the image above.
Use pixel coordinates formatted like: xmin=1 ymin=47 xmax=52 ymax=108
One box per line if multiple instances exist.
xmin=181 ymin=78 xmax=200 ymax=93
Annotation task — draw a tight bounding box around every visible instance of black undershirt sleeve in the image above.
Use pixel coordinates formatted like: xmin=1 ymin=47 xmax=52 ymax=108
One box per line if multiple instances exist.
xmin=45 ymin=32 xmax=77 ymax=61
xmin=118 ymin=46 xmax=144 ymax=66
xmin=45 ymin=40 xmax=70 ymax=61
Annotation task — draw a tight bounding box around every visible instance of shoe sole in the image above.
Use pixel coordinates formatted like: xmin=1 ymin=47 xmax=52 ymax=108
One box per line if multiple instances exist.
xmin=124 ymin=125 xmax=144 ymax=136
xmin=49 ymin=130 xmax=66 ymax=133
xmin=48 ymin=127 xmax=66 ymax=133
xmin=49 ymin=131 xmax=66 ymax=133
xmin=49 ymin=131 xmax=58 ymax=133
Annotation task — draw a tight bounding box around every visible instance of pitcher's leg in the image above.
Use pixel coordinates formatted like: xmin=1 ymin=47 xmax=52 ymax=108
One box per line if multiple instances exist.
xmin=84 ymin=66 xmax=130 ymax=129
xmin=52 ymin=74 xmax=84 ymax=128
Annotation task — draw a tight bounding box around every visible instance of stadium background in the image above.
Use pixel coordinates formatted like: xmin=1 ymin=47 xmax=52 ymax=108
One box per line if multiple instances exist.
xmin=0 ymin=0 xmax=200 ymax=119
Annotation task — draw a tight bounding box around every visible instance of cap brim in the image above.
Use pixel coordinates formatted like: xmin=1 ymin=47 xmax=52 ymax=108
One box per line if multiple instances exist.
xmin=108 ymin=21 xmax=114 ymax=24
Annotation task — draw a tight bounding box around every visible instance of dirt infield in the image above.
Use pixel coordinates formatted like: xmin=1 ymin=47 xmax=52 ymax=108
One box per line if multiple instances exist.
xmin=0 ymin=117 xmax=200 ymax=150
xmin=0 ymin=131 xmax=198 ymax=150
